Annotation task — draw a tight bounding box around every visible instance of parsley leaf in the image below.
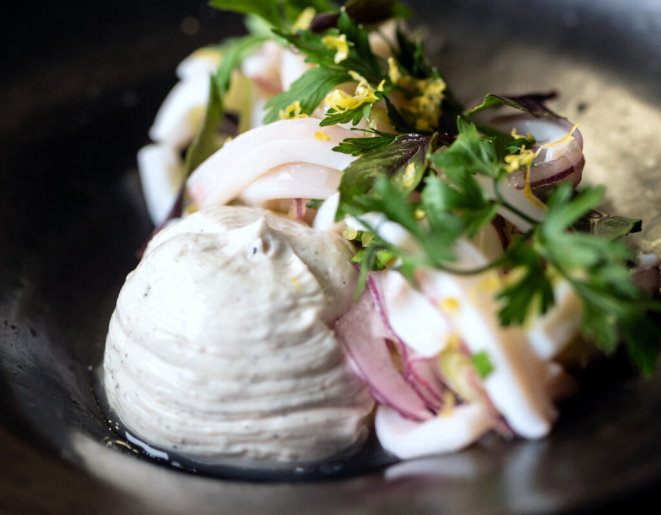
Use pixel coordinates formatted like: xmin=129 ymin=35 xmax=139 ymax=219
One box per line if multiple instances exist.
xmin=336 ymin=133 xmax=432 ymax=219
xmin=429 ymin=117 xmax=501 ymax=178
xmin=263 ymin=67 xmax=351 ymax=123
xmin=471 ymin=351 xmax=495 ymax=379
xmin=284 ymin=0 xmax=336 ymax=23
xmin=209 ymin=0 xmax=282 ymax=29
xmin=321 ymin=102 xmax=375 ymax=127
xmin=332 ymin=133 xmax=397 ymax=155
xmin=344 ymin=0 xmax=411 ymax=24
xmin=497 ymin=243 xmax=555 ymax=326
xmin=467 ymin=92 xmax=561 ymax=119
xmin=306 ymin=199 xmax=325 ymax=209
xmin=532 ymin=183 xmax=661 ymax=374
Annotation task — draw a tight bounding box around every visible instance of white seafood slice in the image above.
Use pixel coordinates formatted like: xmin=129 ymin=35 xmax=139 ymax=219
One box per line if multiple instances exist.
xmin=381 ymin=270 xmax=450 ymax=358
xmin=187 ymin=118 xmax=356 ymax=208
xmin=345 ymin=214 xmax=421 ymax=255
xmin=280 ymin=49 xmax=311 ymax=92
xmin=176 ymin=48 xmax=223 ymax=80
xmin=375 ymin=403 xmax=492 ymax=459
xmin=240 ymin=162 xmax=342 ymax=205
xmin=313 ymin=192 xmax=341 ymax=231
xmin=241 ymin=40 xmax=283 ymax=95
xmin=475 ymin=174 xmax=546 ymax=232
xmin=149 ymin=74 xmax=210 ymax=149
xmin=137 ymin=144 xmax=184 ymax=224
xmin=527 ymin=280 xmax=582 ymax=360
xmin=421 ymin=240 xmax=556 ymax=439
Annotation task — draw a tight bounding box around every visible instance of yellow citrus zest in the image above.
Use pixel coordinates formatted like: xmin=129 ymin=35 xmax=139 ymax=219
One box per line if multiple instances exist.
xmin=290 ymin=277 xmax=303 ymax=292
xmin=402 ymin=162 xmax=417 ymax=188
xmin=279 ymin=100 xmax=309 ymax=120
xmin=321 ymin=34 xmax=348 ymax=64
xmin=292 ymin=7 xmax=315 ymax=31
xmin=325 ymin=72 xmax=380 ymax=113
xmin=314 ymin=131 xmax=331 ymax=141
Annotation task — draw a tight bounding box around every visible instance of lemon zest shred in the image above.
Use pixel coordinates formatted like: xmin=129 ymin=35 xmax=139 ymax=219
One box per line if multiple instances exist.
xmin=292 ymin=7 xmax=316 ymax=31
xmin=321 ymin=34 xmax=348 ymax=64
xmin=438 ymin=297 xmax=460 ymax=315
xmin=279 ymin=100 xmax=309 ymax=120
xmin=533 ymin=123 xmax=580 ymax=159
xmin=402 ymin=163 xmax=417 ymax=188
xmin=445 ymin=333 xmax=461 ymax=351
xmin=387 ymin=57 xmax=401 ymax=85
xmin=439 ymin=391 xmax=456 ymax=418
xmin=290 ymin=277 xmax=303 ymax=292
xmin=523 ymin=123 xmax=580 ymax=208
xmin=402 ymin=77 xmax=446 ymax=132
xmin=325 ymin=73 xmax=379 ymax=113
xmin=314 ymin=131 xmax=331 ymax=141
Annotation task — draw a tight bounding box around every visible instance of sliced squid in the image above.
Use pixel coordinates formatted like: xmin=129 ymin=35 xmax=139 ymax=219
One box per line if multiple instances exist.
xmin=475 ymin=173 xmax=546 ymax=232
xmin=187 ymin=118 xmax=357 ymax=208
xmin=313 ymin=192 xmax=341 ymax=231
xmin=241 ymin=40 xmax=283 ymax=95
xmin=176 ymin=48 xmax=223 ymax=80
xmin=149 ymin=74 xmax=210 ymax=149
xmin=375 ymin=403 xmax=492 ymax=459
xmin=381 ymin=270 xmax=450 ymax=358
xmin=137 ymin=144 xmax=184 ymax=225
xmin=240 ymin=162 xmax=342 ymax=205
xmin=420 ymin=241 xmax=557 ymax=439
xmin=527 ymin=280 xmax=582 ymax=360
xmin=280 ymin=49 xmax=311 ymax=92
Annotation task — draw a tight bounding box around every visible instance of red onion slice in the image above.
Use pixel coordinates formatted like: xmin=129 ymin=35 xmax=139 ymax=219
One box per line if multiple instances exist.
xmin=490 ymin=114 xmax=585 ymax=191
xmin=293 ymin=198 xmax=306 ymax=221
xmin=335 ymin=289 xmax=434 ymax=422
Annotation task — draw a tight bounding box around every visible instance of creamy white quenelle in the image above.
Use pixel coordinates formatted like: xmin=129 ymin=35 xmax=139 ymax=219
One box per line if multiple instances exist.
xmin=104 ymin=206 xmax=374 ymax=465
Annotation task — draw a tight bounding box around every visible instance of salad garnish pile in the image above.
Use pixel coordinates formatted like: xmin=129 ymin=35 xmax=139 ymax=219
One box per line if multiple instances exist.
xmin=128 ymin=0 xmax=661 ymax=461
xmin=184 ymin=0 xmax=661 ymax=375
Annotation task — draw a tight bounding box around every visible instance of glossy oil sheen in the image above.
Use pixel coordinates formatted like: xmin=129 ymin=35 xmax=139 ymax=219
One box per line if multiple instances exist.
xmin=1 ymin=0 xmax=661 ymax=513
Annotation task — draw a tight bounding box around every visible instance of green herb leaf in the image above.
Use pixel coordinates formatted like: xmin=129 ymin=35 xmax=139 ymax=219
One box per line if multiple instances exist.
xmin=383 ymin=96 xmax=419 ymax=133
xmin=209 ymin=0 xmax=282 ymax=29
xmin=274 ymin=29 xmax=337 ymax=67
xmin=429 ymin=117 xmax=501 ymax=178
xmin=336 ymin=133 xmax=432 ymax=219
xmin=497 ymin=243 xmax=555 ymax=326
xmin=466 ymin=92 xmax=561 ymax=118
xmin=471 ymin=351 xmax=495 ymax=379
xmin=344 ymin=0 xmax=411 ymax=24
xmin=573 ymin=209 xmax=643 ymax=239
xmin=184 ymin=77 xmax=224 ymax=177
xmin=263 ymin=66 xmax=351 ymax=123
xmin=283 ymin=0 xmax=336 ymax=23
xmin=321 ymin=102 xmax=374 ymax=127
xmin=332 ymin=133 xmax=397 ymax=155
xmin=306 ymin=199 xmax=325 ymax=209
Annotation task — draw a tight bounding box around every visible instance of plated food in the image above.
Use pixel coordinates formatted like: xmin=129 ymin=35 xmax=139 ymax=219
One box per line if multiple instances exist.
xmin=103 ymin=0 xmax=660 ymax=467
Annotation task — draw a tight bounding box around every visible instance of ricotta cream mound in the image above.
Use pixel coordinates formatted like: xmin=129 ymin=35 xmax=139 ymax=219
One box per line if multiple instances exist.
xmin=103 ymin=206 xmax=374 ymax=465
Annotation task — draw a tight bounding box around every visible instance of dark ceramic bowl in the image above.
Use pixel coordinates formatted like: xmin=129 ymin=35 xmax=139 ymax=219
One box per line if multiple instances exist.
xmin=2 ymin=1 xmax=661 ymax=513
